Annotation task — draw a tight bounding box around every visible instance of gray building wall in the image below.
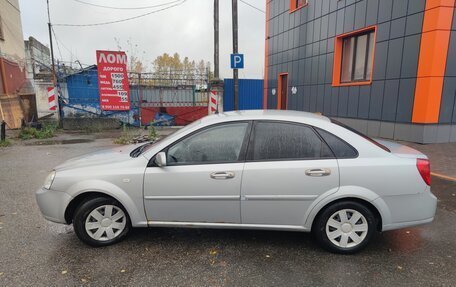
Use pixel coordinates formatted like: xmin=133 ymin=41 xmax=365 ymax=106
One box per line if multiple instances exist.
xmin=440 ymin=12 xmax=456 ymax=124
xmin=265 ymin=0 xmax=456 ymax=143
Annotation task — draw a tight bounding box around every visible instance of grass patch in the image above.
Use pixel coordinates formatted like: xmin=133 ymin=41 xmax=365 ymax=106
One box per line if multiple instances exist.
xmin=19 ymin=123 xmax=58 ymax=140
xmin=0 ymin=139 xmax=12 ymax=147
xmin=113 ymin=124 xmax=158 ymax=145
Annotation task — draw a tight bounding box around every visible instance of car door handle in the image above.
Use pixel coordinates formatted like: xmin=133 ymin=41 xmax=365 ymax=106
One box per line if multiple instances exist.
xmin=305 ymin=168 xmax=331 ymax=177
xmin=210 ymin=171 xmax=235 ymax=180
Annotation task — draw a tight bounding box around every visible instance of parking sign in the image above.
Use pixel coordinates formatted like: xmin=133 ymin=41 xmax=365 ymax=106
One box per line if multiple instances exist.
xmin=230 ymin=54 xmax=244 ymax=69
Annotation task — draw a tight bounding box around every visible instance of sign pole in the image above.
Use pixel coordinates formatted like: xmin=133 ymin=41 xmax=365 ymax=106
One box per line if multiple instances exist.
xmin=232 ymin=0 xmax=239 ymax=110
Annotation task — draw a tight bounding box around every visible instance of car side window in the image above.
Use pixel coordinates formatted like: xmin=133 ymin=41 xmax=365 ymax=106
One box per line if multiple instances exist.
xmin=247 ymin=121 xmax=334 ymax=161
xmin=167 ymin=122 xmax=249 ymax=165
xmin=315 ymin=128 xmax=358 ymax=158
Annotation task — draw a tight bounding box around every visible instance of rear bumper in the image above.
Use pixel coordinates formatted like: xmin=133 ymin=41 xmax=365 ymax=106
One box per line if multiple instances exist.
xmin=35 ymin=187 xmax=73 ymax=224
xmin=377 ymin=188 xmax=437 ymax=231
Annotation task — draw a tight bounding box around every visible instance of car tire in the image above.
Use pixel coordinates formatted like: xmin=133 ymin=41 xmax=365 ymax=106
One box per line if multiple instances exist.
xmin=312 ymin=201 xmax=377 ymax=254
xmin=73 ymin=197 xmax=131 ymax=247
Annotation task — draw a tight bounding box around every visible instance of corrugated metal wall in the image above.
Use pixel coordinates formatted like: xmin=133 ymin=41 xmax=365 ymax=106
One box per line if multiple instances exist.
xmin=130 ymin=86 xmax=208 ymax=107
xmin=223 ymin=79 xmax=264 ymax=111
xmin=60 ymin=68 xmax=137 ymax=124
xmin=65 ymin=68 xmax=99 ymax=105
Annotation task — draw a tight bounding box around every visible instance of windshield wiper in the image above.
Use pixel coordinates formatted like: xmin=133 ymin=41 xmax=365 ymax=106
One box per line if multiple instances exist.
xmin=130 ymin=142 xmax=153 ymax=158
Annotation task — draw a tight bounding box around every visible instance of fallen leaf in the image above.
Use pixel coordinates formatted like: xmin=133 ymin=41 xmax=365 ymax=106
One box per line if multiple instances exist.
xmin=0 ymin=272 xmax=3 ymax=276
xmin=61 ymin=270 xmax=67 ymax=275
xmin=81 ymin=278 xmax=88 ymax=283
xmin=120 ymin=269 xmax=126 ymax=273
xmin=397 ymin=266 xmax=403 ymax=270
xmin=209 ymin=250 xmax=217 ymax=255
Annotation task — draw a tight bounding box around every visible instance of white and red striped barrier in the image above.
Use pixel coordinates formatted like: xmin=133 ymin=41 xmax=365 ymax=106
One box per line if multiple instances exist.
xmin=208 ymin=90 xmax=222 ymax=114
xmin=47 ymin=87 xmax=57 ymax=111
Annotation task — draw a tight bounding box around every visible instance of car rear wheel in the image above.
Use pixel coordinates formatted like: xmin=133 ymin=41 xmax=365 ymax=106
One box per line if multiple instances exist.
xmin=73 ymin=197 xmax=131 ymax=247
xmin=313 ymin=201 xmax=377 ymax=254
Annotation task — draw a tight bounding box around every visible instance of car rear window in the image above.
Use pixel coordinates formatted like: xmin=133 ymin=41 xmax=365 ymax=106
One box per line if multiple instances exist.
xmin=315 ymin=128 xmax=358 ymax=158
xmin=247 ymin=121 xmax=334 ymax=161
xmin=330 ymin=119 xmax=391 ymax=153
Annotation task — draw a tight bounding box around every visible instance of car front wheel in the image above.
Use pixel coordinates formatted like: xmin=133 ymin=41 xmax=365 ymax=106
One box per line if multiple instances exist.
xmin=313 ymin=201 xmax=377 ymax=254
xmin=73 ymin=197 xmax=131 ymax=247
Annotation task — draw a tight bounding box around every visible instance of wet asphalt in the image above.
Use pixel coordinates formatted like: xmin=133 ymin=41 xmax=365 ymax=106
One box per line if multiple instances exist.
xmin=0 ymin=139 xmax=455 ymax=286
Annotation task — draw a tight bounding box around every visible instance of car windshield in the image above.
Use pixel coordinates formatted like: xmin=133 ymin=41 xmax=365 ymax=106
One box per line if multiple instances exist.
xmin=130 ymin=120 xmax=202 ymax=157
xmin=330 ymin=119 xmax=390 ymax=152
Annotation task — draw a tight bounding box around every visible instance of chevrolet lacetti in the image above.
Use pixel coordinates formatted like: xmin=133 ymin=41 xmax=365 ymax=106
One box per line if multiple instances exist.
xmin=36 ymin=110 xmax=437 ymax=253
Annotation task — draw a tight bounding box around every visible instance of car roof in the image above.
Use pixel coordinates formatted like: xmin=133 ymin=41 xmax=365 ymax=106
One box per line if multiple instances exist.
xmin=201 ymin=109 xmax=331 ymax=125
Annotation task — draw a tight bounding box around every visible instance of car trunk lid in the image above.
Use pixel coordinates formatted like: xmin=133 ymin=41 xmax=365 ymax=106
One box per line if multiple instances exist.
xmin=374 ymin=139 xmax=428 ymax=159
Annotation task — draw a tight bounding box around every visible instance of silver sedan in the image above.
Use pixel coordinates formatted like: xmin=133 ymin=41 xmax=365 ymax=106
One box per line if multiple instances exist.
xmin=36 ymin=110 xmax=437 ymax=253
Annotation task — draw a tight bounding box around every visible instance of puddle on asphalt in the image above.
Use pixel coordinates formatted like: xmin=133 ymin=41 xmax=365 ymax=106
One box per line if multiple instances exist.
xmin=24 ymin=139 xmax=94 ymax=145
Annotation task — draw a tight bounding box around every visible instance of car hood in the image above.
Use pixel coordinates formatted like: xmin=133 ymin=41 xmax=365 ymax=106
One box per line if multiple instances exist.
xmin=55 ymin=144 xmax=141 ymax=171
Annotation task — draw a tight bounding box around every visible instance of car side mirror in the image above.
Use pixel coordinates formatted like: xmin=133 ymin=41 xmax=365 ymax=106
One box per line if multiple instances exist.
xmin=154 ymin=152 xmax=167 ymax=167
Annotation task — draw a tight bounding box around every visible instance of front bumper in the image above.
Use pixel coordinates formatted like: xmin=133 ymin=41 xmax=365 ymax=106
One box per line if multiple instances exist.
xmin=35 ymin=187 xmax=73 ymax=224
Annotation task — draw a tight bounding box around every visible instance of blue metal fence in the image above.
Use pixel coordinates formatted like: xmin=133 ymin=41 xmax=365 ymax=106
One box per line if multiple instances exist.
xmin=60 ymin=66 xmax=137 ymax=125
xmin=223 ymin=79 xmax=263 ymax=111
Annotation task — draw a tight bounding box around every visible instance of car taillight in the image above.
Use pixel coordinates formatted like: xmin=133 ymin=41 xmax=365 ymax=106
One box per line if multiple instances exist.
xmin=416 ymin=158 xmax=431 ymax=186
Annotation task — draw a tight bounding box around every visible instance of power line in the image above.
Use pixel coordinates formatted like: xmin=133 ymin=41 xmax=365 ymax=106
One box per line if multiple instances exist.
xmin=239 ymin=0 xmax=265 ymax=13
xmin=51 ymin=26 xmax=77 ymax=60
xmin=53 ymin=0 xmax=187 ymax=27
xmin=51 ymin=27 xmax=63 ymax=60
xmin=71 ymin=0 xmax=182 ymax=10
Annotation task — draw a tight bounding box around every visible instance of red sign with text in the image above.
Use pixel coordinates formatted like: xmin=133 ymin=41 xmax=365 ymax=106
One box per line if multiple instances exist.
xmin=96 ymin=50 xmax=130 ymax=110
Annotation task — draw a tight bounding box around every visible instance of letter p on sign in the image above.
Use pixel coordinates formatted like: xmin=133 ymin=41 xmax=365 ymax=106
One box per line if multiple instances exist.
xmin=230 ymin=54 xmax=244 ymax=69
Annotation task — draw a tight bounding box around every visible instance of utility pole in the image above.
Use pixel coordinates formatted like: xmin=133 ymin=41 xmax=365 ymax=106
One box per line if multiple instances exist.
xmin=232 ymin=0 xmax=239 ymax=110
xmin=47 ymin=0 xmax=56 ymax=86
xmin=47 ymin=0 xmax=62 ymax=127
xmin=214 ymin=0 xmax=219 ymax=79
xmin=210 ymin=0 xmax=223 ymax=115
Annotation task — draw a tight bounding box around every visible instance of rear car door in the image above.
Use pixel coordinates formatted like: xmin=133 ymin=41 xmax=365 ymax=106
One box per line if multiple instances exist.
xmin=143 ymin=121 xmax=251 ymax=223
xmin=240 ymin=121 xmax=340 ymax=226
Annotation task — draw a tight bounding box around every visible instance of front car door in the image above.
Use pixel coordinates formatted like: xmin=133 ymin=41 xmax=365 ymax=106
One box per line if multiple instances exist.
xmin=143 ymin=121 xmax=251 ymax=223
xmin=241 ymin=121 xmax=340 ymax=227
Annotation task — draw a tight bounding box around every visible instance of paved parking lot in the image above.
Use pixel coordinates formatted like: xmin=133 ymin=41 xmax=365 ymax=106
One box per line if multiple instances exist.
xmin=1 ymin=139 xmax=455 ymax=286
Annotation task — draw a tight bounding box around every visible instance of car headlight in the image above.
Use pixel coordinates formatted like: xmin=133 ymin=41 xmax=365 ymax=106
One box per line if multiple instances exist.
xmin=44 ymin=171 xmax=56 ymax=190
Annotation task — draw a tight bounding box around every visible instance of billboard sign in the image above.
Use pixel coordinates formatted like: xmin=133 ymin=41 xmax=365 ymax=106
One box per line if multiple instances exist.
xmin=96 ymin=50 xmax=130 ymax=110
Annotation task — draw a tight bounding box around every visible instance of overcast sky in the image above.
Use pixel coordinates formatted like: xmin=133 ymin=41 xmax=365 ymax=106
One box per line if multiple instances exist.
xmin=18 ymin=0 xmax=266 ymax=79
